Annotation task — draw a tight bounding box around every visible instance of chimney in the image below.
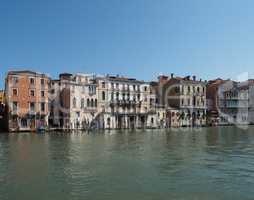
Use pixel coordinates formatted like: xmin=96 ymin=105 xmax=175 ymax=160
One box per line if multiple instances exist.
xmin=171 ymin=73 xmax=174 ymax=79
xmin=193 ymin=75 xmax=196 ymax=81
xmin=158 ymin=75 xmax=168 ymax=84
xmin=200 ymin=78 xmax=202 ymax=82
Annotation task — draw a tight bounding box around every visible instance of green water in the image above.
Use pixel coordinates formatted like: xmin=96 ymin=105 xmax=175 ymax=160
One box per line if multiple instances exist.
xmin=1 ymin=127 xmax=254 ymax=200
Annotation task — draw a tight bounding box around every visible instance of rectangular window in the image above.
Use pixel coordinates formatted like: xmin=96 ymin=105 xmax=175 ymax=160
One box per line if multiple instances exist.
xmin=13 ymin=102 xmax=18 ymax=112
xmin=82 ymin=86 xmax=86 ymax=93
xmin=30 ymin=102 xmax=35 ymax=111
xmin=41 ymin=91 xmax=45 ymax=97
xmin=13 ymin=89 xmax=18 ymax=96
xmin=30 ymin=90 xmax=35 ymax=96
xmin=76 ymin=112 xmax=80 ymax=117
xmin=12 ymin=77 xmax=18 ymax=85
xmin=41 ymin=79 xmax=45 ymax=85
xmin=41 ymin=103 xmax=45 ymax=112
xmin=30 ymin=78 xmax=35 ymax=85
xmin=102 ymin=82 xmax=105 ymax=88
xmin=102 ymin=91 xmax=105 ymax=100
xmin=89 ymin=85 xmax=96 ymax=94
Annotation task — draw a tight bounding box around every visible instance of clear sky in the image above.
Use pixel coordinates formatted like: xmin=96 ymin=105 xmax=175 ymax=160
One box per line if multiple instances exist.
xmin=1 ymin=0 xmax=254 ymax=89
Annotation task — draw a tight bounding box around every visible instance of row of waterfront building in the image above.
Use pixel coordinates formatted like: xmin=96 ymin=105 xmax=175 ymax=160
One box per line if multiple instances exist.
xmin=0 ymin=70 xmax=254 ymax=132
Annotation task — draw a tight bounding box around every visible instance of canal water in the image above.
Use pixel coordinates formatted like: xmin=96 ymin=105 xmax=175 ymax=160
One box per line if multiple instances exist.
xmin=0 ymin=127 xmax=254 ymax=200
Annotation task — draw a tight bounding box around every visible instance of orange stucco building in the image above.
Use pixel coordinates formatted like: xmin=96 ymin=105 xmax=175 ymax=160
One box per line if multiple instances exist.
xmin=5 ymin=70 xmax=50 ymax=131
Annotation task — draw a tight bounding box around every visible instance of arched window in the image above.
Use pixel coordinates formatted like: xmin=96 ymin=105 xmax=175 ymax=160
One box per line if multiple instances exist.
xmin=87 ymin=99 xmax=90 ymax=107
xmin=73 ymin=97 xmax=76 ymax=108
xmin=81 ymin=98 xmax=85 ymax=108
xmin=151 ymin=117 xmax=154 ymax=124
xmin=107 ymin=117 xmax=111 ymax=126
xmin=102 ymin=91 xmax=105 ymax=100
xmin=95 ymin=99 xmax=97 ymax=107
xmin=91 ymin=99 xmax=94 ymax=107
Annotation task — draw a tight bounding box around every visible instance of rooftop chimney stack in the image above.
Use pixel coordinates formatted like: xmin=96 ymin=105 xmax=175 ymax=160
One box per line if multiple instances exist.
xmin=171 ymin=73 xmax=174 ymax=79
xmin=193 ymin=75 xmax=196 ymax=81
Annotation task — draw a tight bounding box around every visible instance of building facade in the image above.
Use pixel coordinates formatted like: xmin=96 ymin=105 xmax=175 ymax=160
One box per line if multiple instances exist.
xmin=5 ymin=71 xmax=50 ymax=131
xmin=218 ymin=80 xmax=250 ymax=125
xmin=157 ymin=74 xmax=207 ymax=127
xmin=96 ymin=75 xmax=158 ymax=129
xmin=49 ymin=73 xmax=159 ymax=130
xmin=49 ymin=73 xmax=99 ymax=130
xmin=0 ymin=90 xmax=4 ymax=105
xmin=8 ymin=70 xmax=254 ymax=131
xmin=248 ymin=83 xmax=254 ymax=124
xmin=0 ymin=90 xmax=7 ymax=132
xmin=206 ymin=78 xmax=227 ymax=126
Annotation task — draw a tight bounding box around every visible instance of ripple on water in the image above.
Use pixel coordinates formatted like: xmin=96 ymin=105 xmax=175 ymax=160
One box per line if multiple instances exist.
xmin=1 ymin=128 xmax=254 ymax=200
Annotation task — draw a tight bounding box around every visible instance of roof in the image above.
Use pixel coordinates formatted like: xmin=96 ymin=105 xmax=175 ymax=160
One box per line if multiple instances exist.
xmin=105 ymin=75 xmax=145 ymax=84
xmin=238 ymin=85 xmax=249 ymax=90
xmin=158 ymin=74 xmax=207 ymax=85
xmin=59 ymin=73 xmax=73 ymax=77
xmin=150 ymin=81 xmax=159 ymax=86
xmin=7 ymin=70 xmax=48 ymax=77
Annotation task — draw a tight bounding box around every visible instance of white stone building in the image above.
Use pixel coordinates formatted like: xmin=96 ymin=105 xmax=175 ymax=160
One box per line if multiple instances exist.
xmin=49 ymin=73 xmax=99 ymax=130
xmin=218 ymin=80 xmax=250 ymax=125
xmin=96 ymin=75 xmax=158 ymax=129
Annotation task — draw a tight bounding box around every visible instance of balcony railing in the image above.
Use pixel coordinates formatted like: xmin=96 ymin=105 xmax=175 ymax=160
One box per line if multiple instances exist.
xmin=110 ymin=99 xmax=141 ymax=105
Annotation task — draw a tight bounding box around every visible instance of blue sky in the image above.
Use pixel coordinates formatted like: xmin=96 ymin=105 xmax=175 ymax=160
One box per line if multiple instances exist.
xmin=1 ymin=0 xmax=254 ymax=88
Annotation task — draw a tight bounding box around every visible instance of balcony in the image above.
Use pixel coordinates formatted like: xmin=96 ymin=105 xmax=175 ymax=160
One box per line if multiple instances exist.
xmin=29 ymin=110 xmax=36 ymax=115
xmin=110 ymin=99 xmax=141 ymax=106
xmin=83 ymin=107 xmax=97 ymax=112
xmin=11 ymin=110 xmax=18 ymax=115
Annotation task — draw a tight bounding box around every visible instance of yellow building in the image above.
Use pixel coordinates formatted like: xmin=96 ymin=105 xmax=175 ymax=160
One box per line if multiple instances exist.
xmin=0 ymin=90 xmax=4 ymax=104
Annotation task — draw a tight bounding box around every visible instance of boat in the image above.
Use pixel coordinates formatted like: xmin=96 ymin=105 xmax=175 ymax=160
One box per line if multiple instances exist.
xmin=36 ymin=126 xmax=46 ymax=133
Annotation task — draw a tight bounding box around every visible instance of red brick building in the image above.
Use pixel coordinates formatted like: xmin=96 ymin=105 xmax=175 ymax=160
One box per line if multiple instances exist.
xmin=5 ymin=70 xmax=50 ymax=131
xmin=206 ymin=78 xmax=227 ymax=125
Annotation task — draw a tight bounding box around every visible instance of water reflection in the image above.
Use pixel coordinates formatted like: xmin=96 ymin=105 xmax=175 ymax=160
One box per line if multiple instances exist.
xmin=0 ymin=127 xmax=254 ymax=200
